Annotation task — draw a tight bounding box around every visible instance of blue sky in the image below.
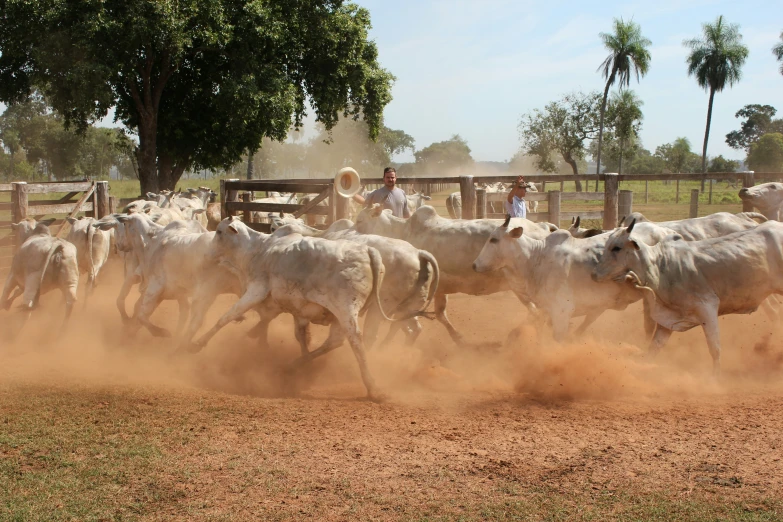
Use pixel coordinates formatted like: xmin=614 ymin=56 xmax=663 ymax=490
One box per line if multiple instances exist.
xmin=352 ymin=0 xmax=782 ymax=164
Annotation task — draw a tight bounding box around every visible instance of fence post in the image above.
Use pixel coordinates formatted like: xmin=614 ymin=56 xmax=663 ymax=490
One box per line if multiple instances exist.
xmin=221 ymin=178 xmax=239 ymax=218
xmin=241 ymin=192 xmax=254 ymax=223
xmin=708 ymin=179 xmax=713 ymax=205
xmin=645 ymin=180 xmax=649 ymax=204
xmin=742 ymin=171 xmax=755 ymax=212
xmin=547 ymin=191 xmax=561 ymax=227
xmin=476 ymin=188 xmax=487 ymax=219
xmin=603 ymin=173 xmax=618 ymax=231
xmin=675 ymin=179 xmax=680 ymax=204
xmin=11 ymin=182 xmax=28 ymax=254
xmin=108 ymin=196 xmax=118 ymax=215
xmin=618 ymin=190 xmax=633 ymax=225
xmin=329 ymin=183 xmax=339 ymax=224
xmin=689 ymin=189 xmax=700 ymax=218
xmin=96 ymin=181 xmax=110 ymax=219
xmin=460 ymin=175 xmax=476 ymax=220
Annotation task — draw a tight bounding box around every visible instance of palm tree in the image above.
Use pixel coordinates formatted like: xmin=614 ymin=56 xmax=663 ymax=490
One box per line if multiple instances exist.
xmin=774 ymin=32 xmax=783 ymax=75
xmin=595 ymin=18 xmax=651 ymax=185
xmin=684 ymin=15 xmax=749 ymax=184
xmin=607 ymin=90 xmax=643 ymax=175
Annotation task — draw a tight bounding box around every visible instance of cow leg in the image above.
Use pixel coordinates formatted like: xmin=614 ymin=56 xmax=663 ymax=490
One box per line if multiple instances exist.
xmin=291 ymin=322 xmax=345 ymax=365
xmin=180 ymin=292 xmax=217 ymax=345
xmin=340 ymin=314 xmax=382 ymax=401
xmin=433 ymin=292 xmax=465 ymax=345
xmin=188 ymin=284 xmax=270 ymax=353
xmin=135 ymin=282 xmax=172 ymax=338
xmin=293 ymin=317 xmax=311 ymax=357
xmin=116 ymin=273 xmax=139 ymax=324
xmin=174 ymin=296 xmax=191 ymax=337
xmin=362 ymin=306 xmax=383 ymax=350
xmin=1 ymin=272 xmax=19 ymax=310
xmin=648 ymin=325 xmax=672 ymax=356
xmin=403 ymin=318 xmax=422 ymax=345
xmin=574 ymin=310 xmax=603 ymax=337
xmin=701 ymin=315 xmax=722 ymax=377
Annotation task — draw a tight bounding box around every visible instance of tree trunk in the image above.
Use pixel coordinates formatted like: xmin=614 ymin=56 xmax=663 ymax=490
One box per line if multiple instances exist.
xmin=247 ymin=149 xmax=255 ymax=180
xmin=564 ymin=153 xmax=583 ymax=192
xmin=157 ymin=151 xmax=190 ymax=191
xmin=618 ymin=138 xmax=624 ymax=176
xmin=700 ymin=87 xmax=716 ymax=190
xmin=9 ymin=150 xmax=13 ymax=180
xmin=595 ymin=81 xmax=612 ymax=177
xmin=137 ymin=117 xmax=159 ymax=195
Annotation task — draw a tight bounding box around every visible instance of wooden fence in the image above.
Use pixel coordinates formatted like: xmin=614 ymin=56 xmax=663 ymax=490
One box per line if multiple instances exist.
xmin=211 ymin=170 xmax=780 ymax=231
xmin=0 ymin=180 xmax=111 ymax=271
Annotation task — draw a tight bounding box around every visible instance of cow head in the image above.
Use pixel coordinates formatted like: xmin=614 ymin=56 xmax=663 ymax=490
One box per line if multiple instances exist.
xmin=592 ymin=219 xmax=645 ymax=283
xmin=738 ymin=182 xmax=783 ymax=220
xmin=473 ymin=216 xmax=525 ymax=273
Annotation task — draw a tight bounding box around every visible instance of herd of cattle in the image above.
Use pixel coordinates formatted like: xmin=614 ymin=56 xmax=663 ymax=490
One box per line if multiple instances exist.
xmin=3 ymin=181 xmax=783 ymax=400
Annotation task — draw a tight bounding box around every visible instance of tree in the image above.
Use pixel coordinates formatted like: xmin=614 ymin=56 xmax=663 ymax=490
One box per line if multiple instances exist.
xmin=627 ymin=148 xmax=666 ymax=174
xmin=725 ymin=104 xmax=783 ymax=152
xmin=520 ymin=91 xmax=602 ymax=192
xmin=414 ymin=135 xmax=473 ymax=175
xmin=747 ymin=133 xmax=783 ymax=173
xmin=655 ymin=137 xmax=693 ymax=173
xmin=707 ymin=155 xmax=739 ymax=173
xmin=605 ymin=89 xmax=643 ymax=175
xmin=684 ymin=15 xmax=749 ymax=181
xmin=595 ymin=18 xmax=651 ymax=177
xmin=0 ymin=0 xmax=394 ymax=193
xmin=774 ymin=32 xmax=783 ymax=75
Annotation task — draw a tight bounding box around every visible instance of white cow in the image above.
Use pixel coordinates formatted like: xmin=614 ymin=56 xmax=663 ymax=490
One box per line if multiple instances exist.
xmin=270 ymin=217 xmax=440 ymax=348
xmin=1 ymin=222 xmax=79 ymax=332
xmin=445 ymin=192 xmax=462 ymax=219
xmin=187 ymin=217 xmax=421 ymax=401
xmin=738 ymin=182 xmax=783 ymax=220
xmin=354 ymin=204 xmax=554 ymax=347
xmin=10 ymin=217 xmax=56 ymax=244
xmin=592 ymin=219 xmax=783 ymax=373
xmin=473 ymin=217 xmax=641 ymax=340
xmin=65 ymin=217 xmax=112 ymax=303
xmin=618 ymin=211 xmax=768 ymax=240
xmin=406 ymin=190 xmax=432 ymax=212
xmin=567 ymin=216 xmax=605 ymax=238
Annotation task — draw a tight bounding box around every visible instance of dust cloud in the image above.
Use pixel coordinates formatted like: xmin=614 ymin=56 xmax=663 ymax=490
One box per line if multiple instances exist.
xmin=1 ymin=261 xmax=782 ymax=410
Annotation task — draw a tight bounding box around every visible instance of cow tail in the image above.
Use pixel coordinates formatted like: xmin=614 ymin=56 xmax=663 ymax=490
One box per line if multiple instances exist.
xmin=737 ymin=212 xmax=767 ymax=223
xmin=33 ymin=241 xmax=63 ymax=308
xmin=416 ymin=250 xmax=439 ymax=313
xmin=366 ymin=246 xmax=397 ymax=322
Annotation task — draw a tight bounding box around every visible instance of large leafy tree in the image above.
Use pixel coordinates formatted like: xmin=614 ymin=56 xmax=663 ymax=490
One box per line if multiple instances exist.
xmin=655 ymin=137 xmax=694 ymax=173
xmin=774 ymin=32 xmax=783 ymax=75
xmin=520 ymin=91 xmax=602 ymax=192
xmin=747 ymin=133 xmax=783 ymax=173
xmin=726 ymin=104 xmax=783 ymax=152
xmin=413 ymin=135 xmax=473 ymax=175
xmin=0 ymin=0 xmax=394 ymax=193
xmin=707 ymin=155 xmax=739 ymax=173
xmin=684 ymin=15 xmax=749 ymax=180
xmin=594 ymin=18 xmax=651 ymax=177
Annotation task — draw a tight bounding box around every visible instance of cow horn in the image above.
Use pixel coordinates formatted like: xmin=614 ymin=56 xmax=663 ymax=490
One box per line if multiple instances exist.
xmin=502 ymin=215 xmax=511 ymax=228
xmin=574 ymin=216 xmax=581 ymax=228
xmin=627 ymin=218 xmax=636 ymax=234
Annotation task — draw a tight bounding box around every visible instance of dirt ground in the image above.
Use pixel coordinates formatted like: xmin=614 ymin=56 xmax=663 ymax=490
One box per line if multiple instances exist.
xmin=1 ymin=262 xmax=783 ymax=520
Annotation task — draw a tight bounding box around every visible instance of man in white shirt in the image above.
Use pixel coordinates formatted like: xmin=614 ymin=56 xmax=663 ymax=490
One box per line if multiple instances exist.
xmin=504 ymin=175 xmax=528 ymax=218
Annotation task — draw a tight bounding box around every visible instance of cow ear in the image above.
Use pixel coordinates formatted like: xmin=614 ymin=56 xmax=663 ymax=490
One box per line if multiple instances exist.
xmin=423 ymin=195 xmax=432 ymax=200
xmin=10 ymin=222 xmax=19 ymax=229
xmin=629 ymin=239 xmax=640 ymax=250
xmin=192 ymin=208 xmax=206 ymax=215
xmin=66 ymin=217 xmax=77 ymax=225
xmin=40 ymin=218 xmax=56 ymax=226
xmin=227 ymin=223 xmax=239 ymax=234
xmin=509 ymin=227 xmax=524 ymax=239
xmin=371 ymin=204 xmax=383 ymax=217
xmin=575 ymin=216 xmax=581 ymax=228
